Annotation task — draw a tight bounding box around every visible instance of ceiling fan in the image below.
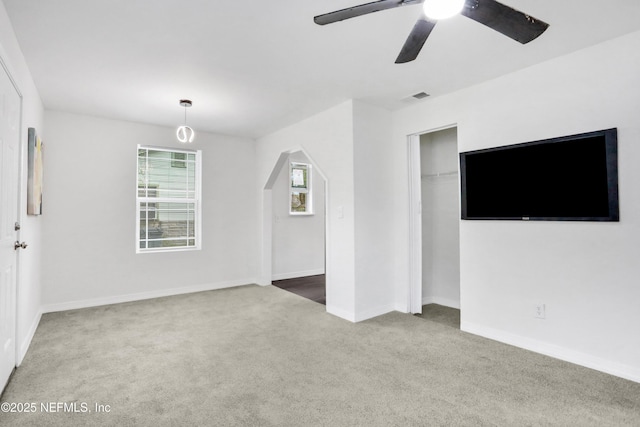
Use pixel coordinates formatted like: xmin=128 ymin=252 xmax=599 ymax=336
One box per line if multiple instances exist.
xmin=314 ymin=0 xmax=549 ymax=63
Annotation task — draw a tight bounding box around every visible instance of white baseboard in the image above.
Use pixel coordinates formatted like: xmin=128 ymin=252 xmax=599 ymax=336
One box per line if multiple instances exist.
xmin=256 ymin=278 xmax=271 ymax=287
xmin=271 ymin=269 xmax=325 ymax=281
xmin=42 ymin=278 xmax=258 ymax=314
xmin=326 ymin=305 xmax=356 ymax=322
xmin=422 ymin=295 xmax=460 ymax=309
xmin=355 ymin=303 xmax=396 ymax=322
xmin=17 ymin=309 xmax=43 ymax=366
xmin=461 ymin=321 xmax=640 ymax=384
xmin=327 ymin=303 xmax=396 ymax=323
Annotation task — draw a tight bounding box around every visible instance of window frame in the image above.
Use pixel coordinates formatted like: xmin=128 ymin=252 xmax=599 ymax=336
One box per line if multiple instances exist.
xmin=289 ymin=162 xmax=313 ymax=215
xmin=136 ymin=145 xmax=202 ymax=253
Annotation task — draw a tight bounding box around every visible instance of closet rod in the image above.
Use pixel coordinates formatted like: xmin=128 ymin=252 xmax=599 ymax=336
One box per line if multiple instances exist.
xmin=422 ymin=170 xmax=458 ymax=178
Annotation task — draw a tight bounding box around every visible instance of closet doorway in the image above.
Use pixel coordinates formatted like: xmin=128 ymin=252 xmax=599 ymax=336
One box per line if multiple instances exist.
xmin=409 ymin=127 xmax=461 ymax=327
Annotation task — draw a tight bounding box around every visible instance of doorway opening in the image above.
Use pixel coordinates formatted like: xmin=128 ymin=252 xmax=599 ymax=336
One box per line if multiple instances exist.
xmin=408 ymin=126 xmax=461 ymax=328
xmin=1 ymin=56 xmax=22 ymax=394
xmin=263 ymin=149 xmax=327 ymax=306
xmin=272 ymin=275 xmax=326 ymax=305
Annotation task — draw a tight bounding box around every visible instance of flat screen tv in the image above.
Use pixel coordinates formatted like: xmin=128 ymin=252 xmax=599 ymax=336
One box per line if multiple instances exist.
xmin=460 ymin=128 xmax=619 ymax=221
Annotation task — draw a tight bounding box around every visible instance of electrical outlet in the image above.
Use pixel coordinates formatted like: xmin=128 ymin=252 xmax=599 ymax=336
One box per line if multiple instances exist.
xmin=535 ymin=303 xmax=546 ymax=319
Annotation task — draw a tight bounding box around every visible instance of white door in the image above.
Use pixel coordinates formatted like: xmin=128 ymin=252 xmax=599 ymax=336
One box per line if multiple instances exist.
xmin=408 ymin=134 xmax=422 ymax=314
xmin=0 ymin=61 xmax=21 ymax=392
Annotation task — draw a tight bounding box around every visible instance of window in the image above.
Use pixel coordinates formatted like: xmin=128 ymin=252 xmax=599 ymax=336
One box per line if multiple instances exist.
xmin=289 ymin=162 xmax=312 ymax=215
xmin=137 ymin=146 xmax=201 ymax=252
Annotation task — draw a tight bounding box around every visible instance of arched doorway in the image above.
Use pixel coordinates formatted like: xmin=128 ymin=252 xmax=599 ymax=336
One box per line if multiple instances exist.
xmin=262 ymin=148 xmax=328 ymax=306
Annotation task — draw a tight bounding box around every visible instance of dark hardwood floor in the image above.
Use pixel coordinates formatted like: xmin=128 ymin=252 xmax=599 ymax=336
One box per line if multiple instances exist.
xmin=272 ymin=274 xmax=326 ymax=305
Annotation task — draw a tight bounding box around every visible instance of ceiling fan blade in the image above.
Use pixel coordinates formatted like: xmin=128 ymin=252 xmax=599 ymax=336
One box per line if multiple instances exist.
xmin=460 ymin=0 xmax=548 ymax=44
xmin=395 ymin=15 xmax=437 ymax=64
xmin=314 ymin=0 xmax=423 ymax=26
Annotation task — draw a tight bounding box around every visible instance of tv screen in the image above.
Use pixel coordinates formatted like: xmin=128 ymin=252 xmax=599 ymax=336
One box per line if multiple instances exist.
xmin=460 ymin=128 xmax=619 ymax=221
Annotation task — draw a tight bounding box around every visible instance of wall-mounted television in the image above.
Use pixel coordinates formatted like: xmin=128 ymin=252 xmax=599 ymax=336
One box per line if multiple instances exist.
xmin=460 ymin=128 xmax=619 ymax=221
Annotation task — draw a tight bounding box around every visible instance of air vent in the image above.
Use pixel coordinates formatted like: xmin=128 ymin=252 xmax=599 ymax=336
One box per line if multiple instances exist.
xmin=412 ymin=92 xmax=430 ymax=100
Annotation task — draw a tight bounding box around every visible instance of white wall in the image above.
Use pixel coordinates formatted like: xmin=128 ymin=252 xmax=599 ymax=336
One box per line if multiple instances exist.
xmin=392 ymin=30 xmax=640 ymax=382
xmin=0 ymin=0 xmax=44 ymax=364
xmin=42 ymin=111 xmax=258 ymax=310
xmin=257 ymin=100 xmax=396 ymax=322
xmin=271 ymin=151 xmax=325 ymax=280
xmin=353 ymin=101 xmax=395 ymax=319
xmin=420 ymin=128 xmax=460 ymax=309
xmin=257 ymin=101 xmax=356 ymax=320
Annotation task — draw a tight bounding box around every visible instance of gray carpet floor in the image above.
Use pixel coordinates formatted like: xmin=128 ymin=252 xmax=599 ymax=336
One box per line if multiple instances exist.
xmin=414 ymin=304 xmax=461 ymax=329
xmin=1 ymin=284 xmax=639 ymax=426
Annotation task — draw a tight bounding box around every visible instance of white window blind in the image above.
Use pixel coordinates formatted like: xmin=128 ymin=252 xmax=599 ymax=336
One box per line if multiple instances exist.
xmin=136 ymin=146 xmax=201 ymax=252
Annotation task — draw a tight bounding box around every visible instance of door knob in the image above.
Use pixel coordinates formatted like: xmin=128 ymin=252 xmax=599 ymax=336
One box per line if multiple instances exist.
xmin=14 ymin=241 xmax=28 ymax=250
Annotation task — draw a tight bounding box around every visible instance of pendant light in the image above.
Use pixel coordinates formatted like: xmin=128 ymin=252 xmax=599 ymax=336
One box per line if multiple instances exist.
xmin=176 ymin=99 xmax=195 ymax=143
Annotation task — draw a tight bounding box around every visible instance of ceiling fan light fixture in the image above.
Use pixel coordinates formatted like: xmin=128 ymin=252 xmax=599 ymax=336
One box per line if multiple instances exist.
xmin=423 ymin=0 xmax=465 ymax=20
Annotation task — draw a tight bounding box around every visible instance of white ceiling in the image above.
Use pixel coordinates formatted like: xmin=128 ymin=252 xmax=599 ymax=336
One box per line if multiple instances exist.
xmin=4 ymin=0 xmax=640 ymax=138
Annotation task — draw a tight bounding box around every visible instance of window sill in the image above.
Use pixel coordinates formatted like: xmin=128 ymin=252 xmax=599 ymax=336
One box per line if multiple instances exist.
xmin=136 ymin=246 xmax=201 ymax=254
